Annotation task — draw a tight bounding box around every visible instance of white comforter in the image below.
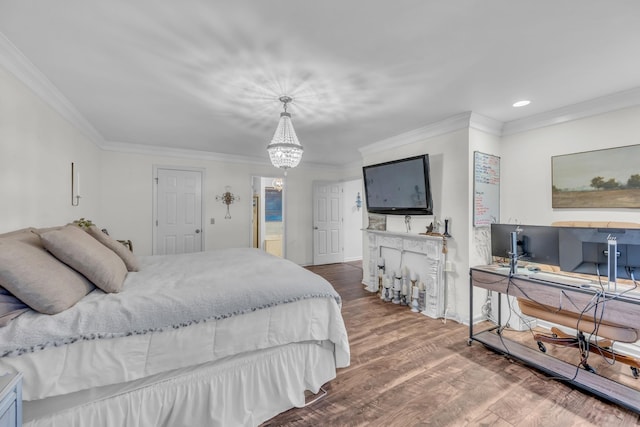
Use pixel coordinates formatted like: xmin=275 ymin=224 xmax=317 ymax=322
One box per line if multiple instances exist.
xmin=0 ymin=249 xmax=350 ymax=400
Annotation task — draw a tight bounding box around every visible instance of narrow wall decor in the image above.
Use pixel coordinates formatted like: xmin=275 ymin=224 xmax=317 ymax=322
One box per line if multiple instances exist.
xmin=71 ymin=162 xmax=81 ymax=206
xmin=473 ymin=151 xmax=500 ymax=226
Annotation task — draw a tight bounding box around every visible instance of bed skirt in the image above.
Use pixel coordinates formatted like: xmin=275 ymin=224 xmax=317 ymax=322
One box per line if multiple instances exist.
xmin=23 ymin=341 xmax=336 ymax=427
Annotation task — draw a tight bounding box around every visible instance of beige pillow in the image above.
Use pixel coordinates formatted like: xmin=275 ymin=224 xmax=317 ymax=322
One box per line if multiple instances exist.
xmin=86 ymin=225 xmax=140 ymax=272
xmin=0 ymin=239 xmax=95 ymax=314
xmin=0 ymin=227 xmax=45 ymax=250
xmin=39 ymin=225 xmax=128 ymax=293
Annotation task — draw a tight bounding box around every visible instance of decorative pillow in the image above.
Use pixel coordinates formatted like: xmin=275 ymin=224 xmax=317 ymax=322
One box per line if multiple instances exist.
xmin=0 ymin=239 xmax=95 ymax=314
xmin=86 ymin=225 xmax=140 ymax=272
xmin=0 ymin=227 xmax=45 ymax=250
xmin=0 ymin=286 xmax=31 ymax=327
xmin=38 ymin=225 xmax=128 ymax=293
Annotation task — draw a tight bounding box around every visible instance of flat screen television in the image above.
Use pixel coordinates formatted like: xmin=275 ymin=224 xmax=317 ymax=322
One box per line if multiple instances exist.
xmin=362 ymin=155 xmax=433 ymax=215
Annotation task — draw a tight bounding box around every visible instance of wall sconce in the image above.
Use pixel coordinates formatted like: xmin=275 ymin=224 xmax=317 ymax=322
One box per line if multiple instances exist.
xmin=216 ymin=185 xmax=239 ymax=219
xmin=355 ymin=192 xmax=362 ymax=211
xmin=71 ymin=162 xmax=81 ymax=206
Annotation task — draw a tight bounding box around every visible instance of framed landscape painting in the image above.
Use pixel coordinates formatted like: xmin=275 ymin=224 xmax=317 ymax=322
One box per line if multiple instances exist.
xmin=552 ymin=144 xmax=640 ymax=208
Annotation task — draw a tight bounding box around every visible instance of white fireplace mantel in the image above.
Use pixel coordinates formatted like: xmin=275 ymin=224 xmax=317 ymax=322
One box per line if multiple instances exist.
xmin=364 ymin=230 xmax=446 ymax=318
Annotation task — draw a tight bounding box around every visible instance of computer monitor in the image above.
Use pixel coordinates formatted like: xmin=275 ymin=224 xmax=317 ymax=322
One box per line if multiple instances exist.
xmin=491 ymin=224 xmax=561 ymax=266
xmin=558 ymin=227 xmax=640 ymax=280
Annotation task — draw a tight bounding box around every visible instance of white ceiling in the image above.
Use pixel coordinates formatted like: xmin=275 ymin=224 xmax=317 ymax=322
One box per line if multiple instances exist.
xmin=1 ymin=0 xmax=640 ymax=166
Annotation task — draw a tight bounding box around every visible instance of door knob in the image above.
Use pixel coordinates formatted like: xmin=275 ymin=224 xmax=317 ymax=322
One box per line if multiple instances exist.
xmin=313 ymin=226 xmax=318 ymax=230
xmin=195 ymin=229 xmax=201 ymax=233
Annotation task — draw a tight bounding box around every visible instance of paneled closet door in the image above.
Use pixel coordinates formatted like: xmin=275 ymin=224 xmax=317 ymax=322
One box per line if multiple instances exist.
xmin=155 ymin=168 xmax=203 ymax=255
xmin=313 ymin=181 xmax=344 ymax=265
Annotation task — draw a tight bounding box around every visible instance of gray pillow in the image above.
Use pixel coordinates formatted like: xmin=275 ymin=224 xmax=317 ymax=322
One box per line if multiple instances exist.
xmin=38 ymin=225 xmax=128 ymax=293
xmin=0 ymin=239 xmax=94 ymax=314
xmin=86 ymin=225 xmax=140 ymax=272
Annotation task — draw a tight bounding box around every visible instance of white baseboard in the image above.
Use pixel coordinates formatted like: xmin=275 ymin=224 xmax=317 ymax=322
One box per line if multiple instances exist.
xmin=462 ymin=313 xmax=487 ymax=326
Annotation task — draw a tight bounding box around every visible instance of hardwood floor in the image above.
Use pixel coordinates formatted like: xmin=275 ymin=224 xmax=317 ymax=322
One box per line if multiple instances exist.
xmin=263 ymin=262 xmax=640 ymax=426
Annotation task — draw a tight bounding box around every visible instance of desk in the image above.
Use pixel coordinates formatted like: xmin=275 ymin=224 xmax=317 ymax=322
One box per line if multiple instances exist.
xmin=469 ymin=266 xmax=640 ymax=414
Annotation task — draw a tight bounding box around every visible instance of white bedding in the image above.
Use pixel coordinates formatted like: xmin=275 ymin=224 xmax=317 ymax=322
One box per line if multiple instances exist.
xmin=0 ymin=248 xmax=350 ymax=405
xmin=1 ymin=248 xmax=342 ymax=356
xmin=3 ymin=297 xmax=348 ymax=401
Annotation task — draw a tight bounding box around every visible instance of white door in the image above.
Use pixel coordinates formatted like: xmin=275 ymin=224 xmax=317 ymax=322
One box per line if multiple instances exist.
xmin=155 ymin=168 xmax=203 ymax=255
xmin=313 ymin=181 xmax=343 ymax=265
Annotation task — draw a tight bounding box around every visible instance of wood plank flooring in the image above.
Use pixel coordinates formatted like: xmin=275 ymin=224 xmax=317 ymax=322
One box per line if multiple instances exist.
xmin=262 ymin=262 xmax=640 ymax=426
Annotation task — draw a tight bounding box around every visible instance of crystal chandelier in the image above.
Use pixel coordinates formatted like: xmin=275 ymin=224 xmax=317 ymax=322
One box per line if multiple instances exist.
xmin=272 ymin=178 xmax=284 ymax=191
xmin=267 ymin=96 xmax=303 ymax=174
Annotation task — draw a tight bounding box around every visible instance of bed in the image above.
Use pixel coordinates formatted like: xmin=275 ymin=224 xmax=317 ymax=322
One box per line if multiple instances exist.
xmin=0 ymin=225 xmax=350 ymax=426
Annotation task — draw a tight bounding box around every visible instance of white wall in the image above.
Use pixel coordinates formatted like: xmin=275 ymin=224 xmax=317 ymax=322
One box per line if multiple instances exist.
xmin=361 ymin=128 xmax=471 ymax=322
xmin=0 ymin=66 xmax=103 ymax=232
xmin=500 ymin=106 xmax=640 ymax=225
xmin=0 ymin=62 xmax=355 ymax=266
xmin=467 ymin=128 xmax=503 ymax=324
xmin=98 ymin=150 xmax=352 ymax=265
xmin=342 ymin=178 xmax=363 ymax=262
xmin=468 ymin=128 xmax=502 ymax=266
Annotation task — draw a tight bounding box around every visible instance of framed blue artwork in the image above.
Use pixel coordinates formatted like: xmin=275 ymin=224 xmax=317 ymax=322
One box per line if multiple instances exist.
xmin=265 ymin=188 xmax=282 ymax=222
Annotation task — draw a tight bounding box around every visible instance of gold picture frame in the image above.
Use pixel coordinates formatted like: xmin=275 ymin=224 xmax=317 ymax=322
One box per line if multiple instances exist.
xmin=367 ymin=213 xmax=387 ymax=231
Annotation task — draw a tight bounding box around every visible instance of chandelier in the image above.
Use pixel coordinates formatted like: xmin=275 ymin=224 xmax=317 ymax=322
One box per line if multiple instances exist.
xmin=272 ymin=178 xmax=284 ymax=191
xmin=267 ymin=96 xmax=303 ymax=174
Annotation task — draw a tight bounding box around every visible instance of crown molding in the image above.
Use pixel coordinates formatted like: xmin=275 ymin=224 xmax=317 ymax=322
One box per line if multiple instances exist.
xmin=502 ymin=87 xmax=640 ymax=136
xmin=101 ymin=141 xmax=341 ymax=170
xmin=358 ymin=112 xmax=474 ymax=158
xmin=101 ymin=141 xmax=274 ymax=165
xmin=469 ymin=112 xmax=503 ymax=136
xmin=358 ymin=111 xmax=503 ymax=158
xmin=0 ymin=31 xmax=105 ymax=147
xmin=358 ymin=87 xmax=640 ymax=158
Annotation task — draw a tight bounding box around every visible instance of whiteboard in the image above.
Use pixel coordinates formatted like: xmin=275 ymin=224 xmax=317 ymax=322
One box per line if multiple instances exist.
xmin=473 ymin=151 xmax=500 ymax=226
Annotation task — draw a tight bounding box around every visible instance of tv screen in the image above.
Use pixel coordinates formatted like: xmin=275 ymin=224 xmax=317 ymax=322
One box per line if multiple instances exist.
xmin=491 ymin=224 xmax=560 ymax=266
xmin=559 ymin=227 xmax=640 ymax=279
xmin=362 ymin=155 xmax=433 ymax=215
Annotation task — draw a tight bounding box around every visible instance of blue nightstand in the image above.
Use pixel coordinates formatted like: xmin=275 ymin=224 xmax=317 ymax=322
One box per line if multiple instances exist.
xmin=0 ymin=373 xmax=22 ymax=427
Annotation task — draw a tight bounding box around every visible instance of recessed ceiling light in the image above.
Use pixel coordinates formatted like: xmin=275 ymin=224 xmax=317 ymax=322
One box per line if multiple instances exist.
xmin=513 ymin=100 xmax=531 ymax=107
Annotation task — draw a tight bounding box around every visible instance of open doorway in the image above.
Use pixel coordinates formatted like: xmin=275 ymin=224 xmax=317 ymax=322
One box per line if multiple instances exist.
xmin=251 ymin=176 xmax=285 ymax=257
